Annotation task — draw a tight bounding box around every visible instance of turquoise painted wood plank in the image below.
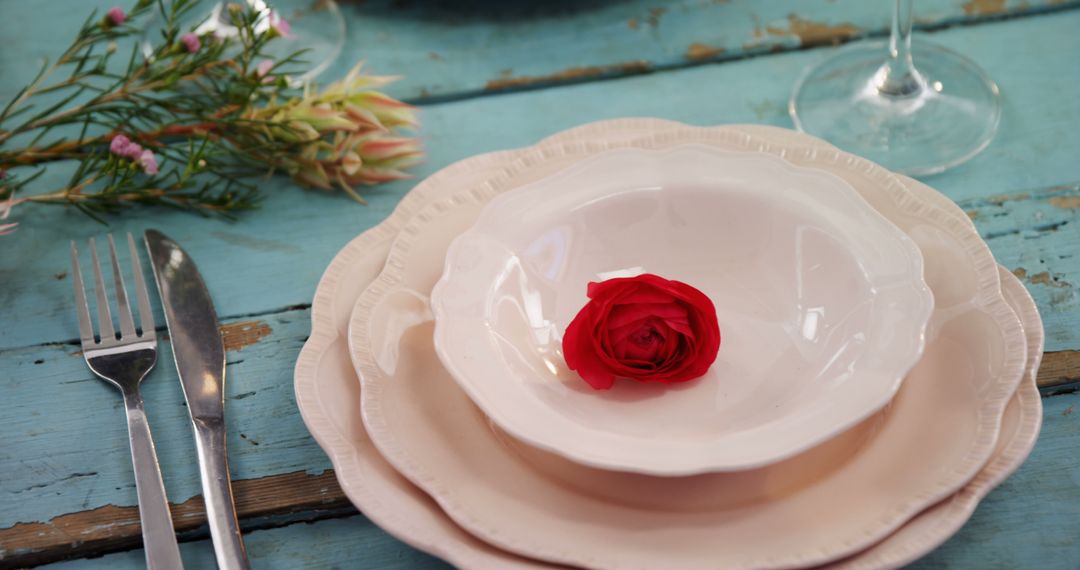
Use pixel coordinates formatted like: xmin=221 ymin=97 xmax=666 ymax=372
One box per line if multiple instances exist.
xmin=44 ymin=515 xmax=451 ymax=569
xmin=0 ymin=309 xmax=333 ymax=531
xmin=1 ymin=0 xmax=1076 ymax=103
xmin=3 ymin=218 xmax=1079 ymax=560
xmin=330 ymin=0 xmax=1080 ymax=100
xmin=3 ymin=10 xmax=1080 ymax=351
xmin=908 ymin=390 xmax=1080 ymax=570
xmin=1 ymin=2 xmax=1078 ymax=568
xmin=34 ymin=391 xmax=1080 ymax=569
xmin=961 ymin=186 xmax=1080 ymax=351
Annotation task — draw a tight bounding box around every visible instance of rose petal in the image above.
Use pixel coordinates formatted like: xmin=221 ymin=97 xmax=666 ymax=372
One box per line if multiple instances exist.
xmin=605 ymin=302 xmax=687 ymax=330
xmin=610 ymin=288 xmax=678 ymax=305
xmin=564 ymin=273 xmax=720 ymax=388
xmin=563 ymin=304 xmax=616 ymax=390
xmin=587 ymin=277 xmax=670 ymax=302
xmin=614 ymin=318 xmax=670 ymax=362
xmin=607 ymin=319 xmax=651 ymax=347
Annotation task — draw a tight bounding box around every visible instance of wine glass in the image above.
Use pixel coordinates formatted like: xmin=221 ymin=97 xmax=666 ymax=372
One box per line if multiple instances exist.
xmin=789 ymin=0 xmax=1001 ymax=176
xmin=144 ymin=0 xmax=346 ymax=82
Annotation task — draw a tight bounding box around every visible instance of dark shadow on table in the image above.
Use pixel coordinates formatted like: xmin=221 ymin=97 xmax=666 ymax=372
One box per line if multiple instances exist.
xmin=337 ymin=0 xmax=631 ymax=23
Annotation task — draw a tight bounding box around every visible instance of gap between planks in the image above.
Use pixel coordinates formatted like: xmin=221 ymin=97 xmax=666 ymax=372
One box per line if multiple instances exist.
xmin=3 ymin=351 xmax=1079 ymax=568
xmin=401 ymin=2 xmax=1080 ymax=105
xmin=1038 ymin=351 xmax=1080 ymax=392
xmin=0 ymin=470 xmax=355 ymax=568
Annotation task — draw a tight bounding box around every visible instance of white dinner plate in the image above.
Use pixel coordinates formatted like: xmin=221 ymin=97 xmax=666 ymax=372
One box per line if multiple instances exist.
xmin=432 ymin=144 xmax=933 ymax=474
xmin=350 ymin=126 xmax=1026 ymax=569
xmin=295 ymin=119 xmax=1041 ymax=570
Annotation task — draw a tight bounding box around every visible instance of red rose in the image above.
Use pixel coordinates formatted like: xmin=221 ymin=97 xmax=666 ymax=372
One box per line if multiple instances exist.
xmin=562 ymin=273 xmax=721 ymax=390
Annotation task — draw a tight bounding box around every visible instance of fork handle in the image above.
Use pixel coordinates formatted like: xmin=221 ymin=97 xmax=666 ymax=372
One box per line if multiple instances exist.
xmin=122 ymin=390 xmax=185 ymax=570
xmin=192 ymin=419 xmax=251 ymax=570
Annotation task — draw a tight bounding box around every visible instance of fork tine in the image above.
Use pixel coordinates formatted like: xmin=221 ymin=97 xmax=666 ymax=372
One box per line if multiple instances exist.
xmin=107 ymin=234 xmax=137 ymax=338
xmin=88 ymin=237 xmax=116 ymax=342
xmin=70 ymin=242 xmax=96 ymax=346
xmin=127 ymin=233 xmax=155 ymax=337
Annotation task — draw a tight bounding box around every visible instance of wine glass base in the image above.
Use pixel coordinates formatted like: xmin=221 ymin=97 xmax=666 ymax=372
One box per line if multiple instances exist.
xmin=789 ymin=39 xmax=1001 ymax=176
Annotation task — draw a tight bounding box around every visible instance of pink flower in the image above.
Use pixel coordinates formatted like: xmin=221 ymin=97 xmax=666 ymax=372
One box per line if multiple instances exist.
xmin=110 ymin=134 xmax=132 ymax=155
xmin=256 ymin=59 xmax=275 ymax=78
xmin=111 ymin=134 xmax=145 ymax=160
xmin=181 ymin=33 xmax=201 ymax=53
xmin=107 ymin=7 xmax=126 ymax=26
xmin=123 ymin=142 xmax=143 ymax=159
xmin=139 ymin=150 xmax=159 ymax=175
xmin=0 ymin=187 xmax=16 ymax=236
xmin=270 ymin=12 xmax=291 ymax=37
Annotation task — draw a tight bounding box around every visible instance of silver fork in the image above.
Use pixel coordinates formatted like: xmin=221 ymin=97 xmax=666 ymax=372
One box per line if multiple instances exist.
xmin=71 ymin=234 xmax=184 ymax=570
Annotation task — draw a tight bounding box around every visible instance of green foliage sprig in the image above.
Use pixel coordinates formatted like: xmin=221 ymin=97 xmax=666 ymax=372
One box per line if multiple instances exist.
xmin=0 ymin=0 xmax=421 ymax=234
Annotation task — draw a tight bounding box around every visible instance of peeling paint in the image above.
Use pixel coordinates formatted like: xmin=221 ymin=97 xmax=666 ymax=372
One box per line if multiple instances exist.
xmin=742 ymin=15 xmax=771 ymax=50
xmin=1013 ymin=267 xmax=1028 ymax=279
xmin=627 ymin=18 xmax=639 ymax=30
xmin=1038 ymin=350 xmax=1080 ymax=388
xmin=647 ymin=7 xmax=667 ymax=28
xmin=1046 ymin=183 xmax=1080 ymax=194
xmin=484 ymin=61 xmax=652 ymax=91
xmin=967 ymin=210 xmax=979 ymax=220
xmin=1049 ymin=196 xmax=1080 ymax=209
xmin=767 ymin=15 xmax=859 ymax=47
xmin=988 ymin=192 xmax=1031 ymax=205
xmin=749 ymin=99 xmax=782 ymax=121
xmin=220 ymin=320 xmax=273 ymax=351
xmin=686 ymin=42 xmax=726 ymax=61
xmin=1029 ymin=271 xmax=1071 ymax=288
xmin=0 ymin=470 xmax=348 ymax=567
xmin=963 ymin=0 xmax=1008 ymax=16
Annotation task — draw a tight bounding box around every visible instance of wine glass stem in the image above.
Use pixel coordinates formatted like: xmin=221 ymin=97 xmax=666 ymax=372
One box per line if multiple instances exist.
xmin=876 ymin=0 xmax=923 ymax=97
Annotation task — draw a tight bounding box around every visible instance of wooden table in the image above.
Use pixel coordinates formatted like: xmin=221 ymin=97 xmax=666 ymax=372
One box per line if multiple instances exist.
xmin=2 ymin=1 xmax=1079 ymax=568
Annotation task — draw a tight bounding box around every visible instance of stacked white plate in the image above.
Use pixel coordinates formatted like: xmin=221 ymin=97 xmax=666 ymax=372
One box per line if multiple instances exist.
xmin=295 ymin=120 xmax=1044 ymax=570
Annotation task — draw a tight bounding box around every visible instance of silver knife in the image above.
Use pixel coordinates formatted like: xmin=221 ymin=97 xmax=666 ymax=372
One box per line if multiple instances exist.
xmin=145 ymin=229 xmax=251 ymax=570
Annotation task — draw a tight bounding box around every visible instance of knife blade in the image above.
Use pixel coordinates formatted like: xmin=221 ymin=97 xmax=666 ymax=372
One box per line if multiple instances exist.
xmin=145 ymin=229 xmax=251 ymax=570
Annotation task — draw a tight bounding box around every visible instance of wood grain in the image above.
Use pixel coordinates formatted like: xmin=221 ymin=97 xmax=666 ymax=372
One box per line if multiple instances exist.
xmin=0 ymin=290 xmax=1073 ymax=567
xmin=3 ymin=11 xmax=1080 ymax=352
xmin=30 ymin=391 xmax=1080 ymax=570
xmin=43 ymin=514 xmax=450 ymax=570
xmin=0 ymin=310 xmax=334 ymax=539
xmin=960 ymin=183 xmax=1080 ymax=354
xmin=219 ymin=321 xmax=274 ymax=352
xmin=0 ymin=471 xmax=353 ymax=568
xmin=1038 ymin=351 xmax=1080 ymax=390
xmin=211 ymin=0 xmax=1080 ymax=100
xmin=1 ymin=9 xmax=1079 ymax=553
xmin=1 ymin=2 xmax=1079 ymax=569
xmin=2 ymin=1 xmax=1078 ymax=103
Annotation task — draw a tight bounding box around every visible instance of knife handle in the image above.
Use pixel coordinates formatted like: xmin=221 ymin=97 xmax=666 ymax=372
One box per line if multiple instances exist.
xmin=192 ymin=419 xmax=250 ymax=570
xmin=122 ymin=390 xmax=185 ymax=570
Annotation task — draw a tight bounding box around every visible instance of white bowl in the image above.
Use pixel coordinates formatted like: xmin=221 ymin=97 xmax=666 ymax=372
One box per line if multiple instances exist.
xmin=431 ymin=145 xmax=934 ymax=474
